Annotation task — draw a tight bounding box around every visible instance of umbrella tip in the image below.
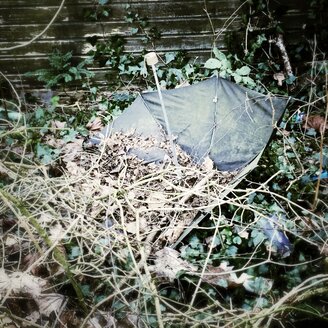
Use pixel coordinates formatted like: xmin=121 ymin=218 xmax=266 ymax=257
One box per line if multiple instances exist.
xmin=145 ymin=52 xmax=159 ymax=66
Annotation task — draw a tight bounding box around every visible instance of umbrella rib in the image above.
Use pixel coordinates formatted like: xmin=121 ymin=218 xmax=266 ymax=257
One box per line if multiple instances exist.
xmin=150 ymin=64 xmax=179 ymax=168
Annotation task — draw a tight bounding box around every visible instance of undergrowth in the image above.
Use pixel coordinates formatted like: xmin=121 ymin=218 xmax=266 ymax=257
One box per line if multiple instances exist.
xmin=0 ymin=0 xmax=327 ymax=327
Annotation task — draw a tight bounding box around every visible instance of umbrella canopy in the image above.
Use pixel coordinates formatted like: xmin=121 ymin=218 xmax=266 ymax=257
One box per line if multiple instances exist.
xmin=97 ymin=76 xmax=287 ymax=171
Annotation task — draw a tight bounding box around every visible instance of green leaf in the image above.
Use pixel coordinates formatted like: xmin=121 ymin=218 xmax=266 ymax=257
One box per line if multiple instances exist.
xmin=204 ymin=58 xmax=221 ymax=69
xmin=184 ymin=63 xmax=194 ymax=75
xmin=81 ymin=285 xmax=91 ymax=297
xmin=251 ymin=230 xmax=266 ymax=246
xmin=285 ymin=74 xmax=296 ymax=84
xmin=233 ymin=73 xmax=242 ymax=83
xmin=98 ymin=0 xmax=109 ymax=4
xmin=244 ymin=277 xmax=273 ymax=295
xmin=242 ymin=76 xmax=256 ymax=87
xmin=69 ymin=245 xmax=81 ymax=259
xmin=63 ymin=73 xmax=72 ymax=83
xmin=233 ymin=236 xmax=242 ymax=245
xmin=35 ymin=107 xmax=45 ymax=120
xmin=7 ymin=111 xmax=23 ymax=122
xmin=213 ymin=47 xmax=226 ymax=61
xmin=225 ymin=245 xmax=238 ymax=257
xmin=130 ymin=27 xmax=139 ymax=35
xmin=62 ymin=129 xmax=78 ymax=143
xmin=236 ymin=66 xmax=251 ymax=76
xmin=51 ymin=96 xmax=60 ymax=107
xmin=165 ymin=52 xmax=176 ymax=64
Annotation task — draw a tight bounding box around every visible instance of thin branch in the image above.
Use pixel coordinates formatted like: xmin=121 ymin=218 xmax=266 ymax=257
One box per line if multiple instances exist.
xmin=0 ymin=0 xmax=66 ymax=51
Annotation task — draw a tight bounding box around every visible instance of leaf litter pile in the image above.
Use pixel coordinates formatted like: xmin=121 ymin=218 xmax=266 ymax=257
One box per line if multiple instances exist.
xmin=0 ymin=131 xmax=266 ymax=327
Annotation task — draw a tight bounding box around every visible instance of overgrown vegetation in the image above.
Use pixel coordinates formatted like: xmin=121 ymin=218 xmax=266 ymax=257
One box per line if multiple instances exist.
xmin=0 ymin=0 xmax=327 ymax=327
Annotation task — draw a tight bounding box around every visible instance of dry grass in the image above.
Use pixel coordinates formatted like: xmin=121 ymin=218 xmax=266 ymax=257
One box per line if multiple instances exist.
xmin=1 ymin=124 xmax=327 ymax=327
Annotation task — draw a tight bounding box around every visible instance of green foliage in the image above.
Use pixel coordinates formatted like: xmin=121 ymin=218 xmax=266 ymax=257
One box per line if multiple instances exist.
xmin=26 ymin=49 xmax=94 ymax=88
xmin=2 ymin=1 xmax=327 ymax=326
xmin=124 ymin=4 xmax=161 ymax=43
xmin=83 ymin=0 xmax=110 ymax=21
xmin=204 ymin=47 xmax=256 ymax=88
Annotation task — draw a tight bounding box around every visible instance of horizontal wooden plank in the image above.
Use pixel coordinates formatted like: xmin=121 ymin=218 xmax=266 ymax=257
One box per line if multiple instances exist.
xmin=0 ymin=0 xmax=321 ymax=91
xmin=0 ymin=1 xmax=240 ymax=24
xmin=0 ymin=47 xmax=214 ymax=88
xmin=0 ymin=0 xmax=239 ymax=8
xmin=0 ymin=18 xmax=241 ymax=43
xmin=0 ymin=32 xmax=227 ymax=58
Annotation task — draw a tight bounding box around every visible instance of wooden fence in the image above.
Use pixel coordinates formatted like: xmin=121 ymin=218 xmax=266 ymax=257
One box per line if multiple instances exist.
xmin=0 ymin=0 xmax=314 ymax=89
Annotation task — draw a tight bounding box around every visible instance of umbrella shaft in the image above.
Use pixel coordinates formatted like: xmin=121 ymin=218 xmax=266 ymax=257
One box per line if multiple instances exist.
xmin=151 ymin=64 xmax=179 ymax=167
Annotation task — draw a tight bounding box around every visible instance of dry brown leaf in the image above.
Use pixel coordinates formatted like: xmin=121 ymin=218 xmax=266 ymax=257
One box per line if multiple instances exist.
xmin=0 ymin=269 xmax=46 ymax=298
xmin=37 ymin=293 xmax=65 ymax=317
xmin=150 ymin=247 xmax=197 ymax=281
xmin=203 ymin=262 xmax=251 ymax=288
xmin=86 ymin=117 xmax=103 ymax=131
xmin=5 ymin=235 xmax=17 ymax=247
xmin=238 ymin=230 xmax=249 ymax=239
xmin=66 ymin=161 xmax=86 ymax=176
xmin=61 ymin=139 xmax=84 ymax=163
xmin=147 ymin=191 xmax=167 ymax=210
xmin=160 ymin=211 xmax=197 ymax=244
xmin=51 ymin=120 xmax=66 ymax=129
xmin=49 ymin=224 xmax=64 ymax=243
xmin=303 ymin=115 xmax=328 ymax=133
xmin=23 ymin=253 xmax=43 ymax=275
xmin=0 ymin=269 xmax=65 ymax=317
xmin=202 ymin=156 xmax=214 ymax=171
xmin=44 ymin=135 xmax=65 ymax=148
xmin=39 ymin=212 xmax=55 ymax=225
xmin=273 ymin=72 xmax=285 ymax=86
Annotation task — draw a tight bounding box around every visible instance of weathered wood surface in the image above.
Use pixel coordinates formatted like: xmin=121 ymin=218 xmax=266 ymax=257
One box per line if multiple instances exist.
xmin=0 ymin=0 xmax=315 ymax=89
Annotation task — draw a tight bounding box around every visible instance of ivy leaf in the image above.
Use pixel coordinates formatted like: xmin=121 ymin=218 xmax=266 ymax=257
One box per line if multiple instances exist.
xmin=184 ymin=63 xmax=194 ymax=75
xmin=243 ymin=276 xmax=273 ymax=295
xmin=242 ymin=76 xmax=256 ymax=87
xmin=205 ymin=58 xmax=221 ymax=69
xmin=285 ymin=74 xmax=296 ymax=84
xmin=62 ymin=129 xmax=78 ymax=143
xmin=69 ymin=246 xmax=81 ymax=259
xmin=233 ymin=73 xmax=242 ymax=84
xmin=130 ymin=27 xmax=139 ymax=35
xmin=35 ymin=107 xmax=45 ymax=120
xmin=63 ymin=73 xmax=72 ymax=83
xmin=213 ymin=47 xmax=226 ymax=61
xmin=236 ymin=66 xmax=251 ymax=76
xmin=165 ymin=52 xmax=176 ymax=64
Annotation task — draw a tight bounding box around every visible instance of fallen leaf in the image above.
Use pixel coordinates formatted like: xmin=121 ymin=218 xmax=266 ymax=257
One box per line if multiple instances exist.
xmin=49 ymin=224 xmax=64 ymax=243
xmin=86 ymin=117 xmax=103 ymax=131
xmin=303 ymin=115 xmax=327 ymax=133
xmin=0 ymin=269 xmax=46 ymax=298
xmin=202 ymin=262 xmax=252 ymax=288
xmin=23 ymin=253 xmax=42 ymax=275
xmin=37 ymin=293 xmax=65 ymax=317
xmin=0 ymin=269 xmax=65 ymax=317
xmin=5 ymin=236 xmax=17 ymax=247
xmin=147 ymin=191 xmax=167 ymax=210
xmin=238 ymin=230 xmax=249 ymax=239
xmin=273 ymin=72 xmax=285 ymax=86
xmin=61 ymin=139 xmax=84 ymax=163
xmin=66 ymin=161 xmax=86 ymax=176
xmin=51 ymin=120 xmax=66 ymax=129
xmin=202 ymin=156 xmax=214 ymax=171
xmin=149 ymin=247 xmax=197 ymax=281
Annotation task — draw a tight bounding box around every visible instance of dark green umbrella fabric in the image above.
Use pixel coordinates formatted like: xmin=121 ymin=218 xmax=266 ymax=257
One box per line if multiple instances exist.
xmin=98 ymin=76 xmax=287 ymax=171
